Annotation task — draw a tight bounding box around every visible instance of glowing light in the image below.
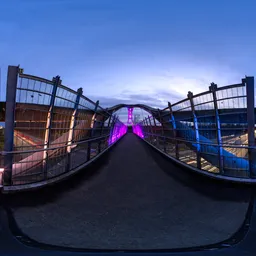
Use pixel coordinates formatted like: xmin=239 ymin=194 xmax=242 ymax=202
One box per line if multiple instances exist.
xmin=132 ymin=124 xmax=144 ymax=138
xmin=108 ymin=121 xmax=127 ymax=145
xmin=127 ymin=107 xmax=133 ymax=125
xmin=0 ymin=168 xmax=4 ymax=173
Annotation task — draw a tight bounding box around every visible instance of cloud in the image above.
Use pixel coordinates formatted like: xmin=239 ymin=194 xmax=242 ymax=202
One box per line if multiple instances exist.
xmin=88 ymin=89 xmax=183 ymax=109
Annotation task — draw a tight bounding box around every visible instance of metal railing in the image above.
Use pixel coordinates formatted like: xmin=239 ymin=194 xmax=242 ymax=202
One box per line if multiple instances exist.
xmin=133 ymin=77 xmax=256 ymax=181
xmin=1 ymin=66 xmax=254 ymax=186
xmin=0 ymin=66 xmax=127 ymax=187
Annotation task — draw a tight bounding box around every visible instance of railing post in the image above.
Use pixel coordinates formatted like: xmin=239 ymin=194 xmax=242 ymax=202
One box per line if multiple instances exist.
xmin=43 ymin=75 xmax=60 ymax=180
xmin=101 ymin=114 xmax=112 ymax=149
xmin=66 ymin=87 xmax=83 ymax=172
xmin=152 ymin=115 xmax=158 ymax=145
xmin=87 ymin=101 xmax=99 ymax=161
xmin=107 ymin=114 xmax=112 ymax=135
xmin=98 ymin=113 xmax=108 ymax=153
xmin=141 ymin=119 xmax=146 ymax=139
xmin=168 ymin=102 xmax=179 ymax=159
xmin=152 ymin=115 xmax=157 ymax=130
xmin=244 ymin=76 xmax=256 ymax=177
xmin=158 ymin=109 xmax=166 ymax=152
xmin=147 ymin=115 xmax=154 ymax=144
xmin=97 ymin=121 xmax=104 ymax=153
xmin=3 ymin=66 xmax=19 ymax=185
xmin=107 ymin=115 xmax=112 ymax=126
xmin=144 ymin=117 xmax=151 ymax=143
xmin=110 ymin=115 xmax=118 ymax=144
xmin=209 ymin=83 xmax=224 ymax=173
xmin=108 ymin=115 xmax=114 ymax=142
xmin=188 ymin=91 xmax=201 ymax=169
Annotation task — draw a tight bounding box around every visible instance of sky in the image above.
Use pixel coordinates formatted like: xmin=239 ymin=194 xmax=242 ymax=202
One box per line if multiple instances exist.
xmin=1 ymin=0 xmax=256 ymax=110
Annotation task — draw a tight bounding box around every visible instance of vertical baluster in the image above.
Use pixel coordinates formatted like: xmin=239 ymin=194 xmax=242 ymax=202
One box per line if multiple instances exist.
xmin=168 ymin=102 xmax=179 ymax=159
xmin=188 ymin=92 xmax=201 ymax=169
xmin=148 ymin=115 xmax=154 ymax=144
xmin=152 ymin=115 xmax=158 ymax=146
xmin=144 ymin=117 xmax=150 ymax=143
xmin=43 ymin=75 xmax=60 ymax=179
xmin=66 ymin=87 xmax=83 ymax=171
xmin=158 ymin=109 xmax=166 ymax=153
xmin=87 ymin=101 xmax=99 ymax=161
xmin=98 ymin=113 xmax=108 ymax=153
xmin=3 ymin=66 xmax=19 ymax=185
xmin=209 ymin=83 xmax=223 ymax=173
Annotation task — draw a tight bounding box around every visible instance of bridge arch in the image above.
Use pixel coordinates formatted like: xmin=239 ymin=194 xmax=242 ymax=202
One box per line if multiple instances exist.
xmin=106 ymin=104 xmax=159 ymax=116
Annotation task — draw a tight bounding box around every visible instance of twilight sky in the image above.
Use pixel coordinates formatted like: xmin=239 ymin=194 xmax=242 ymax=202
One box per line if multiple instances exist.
xmin=0 ymin=0 xmax=256 ymax=108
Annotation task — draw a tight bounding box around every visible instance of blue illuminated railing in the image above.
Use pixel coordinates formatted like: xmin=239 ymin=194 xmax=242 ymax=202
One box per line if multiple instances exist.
xmin=133 ymin=77 xmax=256 ymax=182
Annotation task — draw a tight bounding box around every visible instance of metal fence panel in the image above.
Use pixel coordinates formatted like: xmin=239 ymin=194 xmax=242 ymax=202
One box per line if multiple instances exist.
xmin=1 ymin=67 xmax=126 ymax=187
xmin=134 ymin=78 xmax=254 ymax=180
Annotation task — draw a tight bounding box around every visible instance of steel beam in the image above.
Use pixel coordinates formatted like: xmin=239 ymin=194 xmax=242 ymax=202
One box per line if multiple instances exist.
xmin=244 ymin=77 xmax=256 ymax=177
xmin=87 ymin=101 xmax=99 ymax=161
xmin=100 ymin=114 xmax=112 ymax=150
xmin=168 ymin=102 xmax=179 ymax=159
xmin=144 ymin=117 xmax=151 ymax=143
xmin=3 ymin=66 xmax=19 ymax=185
xmin=157 ymin=109 xmax=166 ymax=152
xmin=43 ymin=75 xmax=60 ymax=179
xmin=148 ymin=115 xmax=155 ymax=144
xmin=108 ymin=115 xmax=115 ymax=142
xmin=107 ymin=114 xmax=112 ymax=135
xmin=209 ymin=83 xmax=224 ymax=173
xmin=152 ymin=115 xmax=158 ymax=146
xmin=188 ymin=91 xmax=201 ymax=169
xmin=98 ymin=110 xmax=109 ymax=153
xmin=66 ymin=87 xmax=83 ymax=171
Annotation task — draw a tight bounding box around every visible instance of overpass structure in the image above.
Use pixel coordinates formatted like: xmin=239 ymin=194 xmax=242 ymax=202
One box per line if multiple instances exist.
xmin=1 ymin=66 xmax=256 ymax=254
xmin=0 ymin=66 xmax=255 ymax=188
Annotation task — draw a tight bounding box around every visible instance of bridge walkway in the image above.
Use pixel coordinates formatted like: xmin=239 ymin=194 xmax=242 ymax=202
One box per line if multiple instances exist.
xmin=3 ymin=133 xmax=250 ymax=250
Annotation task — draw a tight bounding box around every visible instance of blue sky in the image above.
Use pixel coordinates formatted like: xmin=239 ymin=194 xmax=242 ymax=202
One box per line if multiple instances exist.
xmin=1 ymin=0 xmax=256 ymax=108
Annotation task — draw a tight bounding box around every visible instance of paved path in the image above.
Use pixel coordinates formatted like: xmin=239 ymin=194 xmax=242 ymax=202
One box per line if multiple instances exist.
xmin=8 ymin=134 xmax=250 ymax=250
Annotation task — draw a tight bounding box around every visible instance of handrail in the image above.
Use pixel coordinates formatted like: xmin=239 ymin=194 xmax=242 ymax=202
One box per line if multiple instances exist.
xmin=19 ymin=73 xmax=54 ymax=85
xmin=0 ymin=134 xmax=110 ymax=155
xmin=0 ymin=66 xmax=128 ymax=188
xmin=1 ymin=67 xmax=254 ymax=188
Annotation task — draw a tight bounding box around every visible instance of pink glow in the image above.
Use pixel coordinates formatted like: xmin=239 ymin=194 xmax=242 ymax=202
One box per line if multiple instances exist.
xmin=132 ymin=124 xmax=144 ymax=138
xmin=127 ymin=107 xmax=133 ymax=125
xmin=108 ymin=122 xmax=127 ymax=145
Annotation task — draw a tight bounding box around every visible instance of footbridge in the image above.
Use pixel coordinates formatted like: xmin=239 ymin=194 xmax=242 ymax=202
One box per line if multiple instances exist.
xmin=0 ymin=66 xmax=256 ymax=255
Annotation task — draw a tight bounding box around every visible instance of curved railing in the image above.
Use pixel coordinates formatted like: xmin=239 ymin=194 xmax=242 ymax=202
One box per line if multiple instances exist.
xmin=0 ymin=66 xmax=127 ymax=190
xmin=133 ymin=77 xmax=256 ymax=182
xmin=0 ymin=65 xmax=255 ymax=188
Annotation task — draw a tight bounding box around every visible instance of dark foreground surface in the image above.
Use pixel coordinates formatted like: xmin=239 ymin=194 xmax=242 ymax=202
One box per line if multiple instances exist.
xmin=3 ymin=133 xmax=250 ymax=250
